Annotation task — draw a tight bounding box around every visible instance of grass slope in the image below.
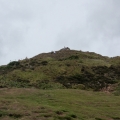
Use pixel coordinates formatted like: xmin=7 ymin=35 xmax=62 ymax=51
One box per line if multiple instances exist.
xmin=0 ymin=48 xmax=120 ymax=92
xmin=0 ymin=88 xmax=120 ymax=120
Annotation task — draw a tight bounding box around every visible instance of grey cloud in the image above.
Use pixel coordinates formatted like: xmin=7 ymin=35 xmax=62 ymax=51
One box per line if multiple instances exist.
xmin=56 ymin=0 xmax=120 ymax=56
xmin=0 ymin=0 xmax=120 ymax=65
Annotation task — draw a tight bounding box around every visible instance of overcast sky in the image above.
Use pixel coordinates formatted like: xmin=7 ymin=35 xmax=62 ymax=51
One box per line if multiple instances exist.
xmin=0 ymin=0 xmax=120 ymax=65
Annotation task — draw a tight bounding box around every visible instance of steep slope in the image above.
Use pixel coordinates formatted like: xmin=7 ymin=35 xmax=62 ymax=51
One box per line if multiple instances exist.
xmin=0 ymin=47 xmax=120 ymax=93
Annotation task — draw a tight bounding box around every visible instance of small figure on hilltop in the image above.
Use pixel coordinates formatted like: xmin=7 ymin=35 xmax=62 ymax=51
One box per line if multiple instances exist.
xmin=60 ymin=47 xmax=70 ymax=51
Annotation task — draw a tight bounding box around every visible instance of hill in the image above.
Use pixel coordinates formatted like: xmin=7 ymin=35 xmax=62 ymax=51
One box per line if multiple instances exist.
xmin=0 ymin=47 xmax=120 ymax=119
xmin=0 ymin=47 xmax=120 ymax=94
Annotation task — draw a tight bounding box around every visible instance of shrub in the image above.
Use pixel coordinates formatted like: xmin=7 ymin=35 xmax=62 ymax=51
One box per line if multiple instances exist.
xmin=41 ymin=61 xmax=48 ymax=65
xmin=7 ymin=61 xmax=20 ymax=69
xmin=8 ymin=61 xmax=20 ymax=66
xmin=68 ymin=55 xmax=79 ymax=60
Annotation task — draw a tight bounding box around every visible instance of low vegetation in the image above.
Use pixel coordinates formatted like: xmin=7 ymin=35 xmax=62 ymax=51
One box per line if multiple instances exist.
xmin=0 ymin=88 xmax=120 ymax=120
xmin=0 ymin=48 xmax=120 ymax=119
xmin=0 ymin=47 xmax=120 ymax=92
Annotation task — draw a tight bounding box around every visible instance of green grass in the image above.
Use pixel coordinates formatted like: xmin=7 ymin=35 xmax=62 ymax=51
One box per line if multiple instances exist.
xmin=0 ymin=88 xmax=120 ymax=120
xmin=0 ymin=48 xmax=120 ymax=91
xmin=0 ymin=48 xmax=120 ymax=120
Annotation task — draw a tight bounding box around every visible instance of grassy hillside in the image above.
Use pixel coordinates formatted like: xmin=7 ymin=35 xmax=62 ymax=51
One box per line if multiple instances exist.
xmin=0 ymin=47 xmax=120 ymax=92
xmin=0 ymin=48 xmax=120 ymax=120
xmin=0 ymin=88 xmax=120 ymax=120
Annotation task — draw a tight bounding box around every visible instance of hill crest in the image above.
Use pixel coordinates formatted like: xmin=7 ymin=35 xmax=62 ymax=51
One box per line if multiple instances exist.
xmin=0 ymin=47 xmax=120 ymax=94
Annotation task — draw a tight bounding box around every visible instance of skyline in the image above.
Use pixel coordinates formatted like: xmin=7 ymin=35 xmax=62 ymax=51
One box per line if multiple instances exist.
xmin=0 ymin=0 xmax=120 ymax=65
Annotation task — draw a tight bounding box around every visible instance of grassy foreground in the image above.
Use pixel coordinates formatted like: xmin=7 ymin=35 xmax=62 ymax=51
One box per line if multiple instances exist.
xmin=0 ymin=88 xmax=120 ymax=120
